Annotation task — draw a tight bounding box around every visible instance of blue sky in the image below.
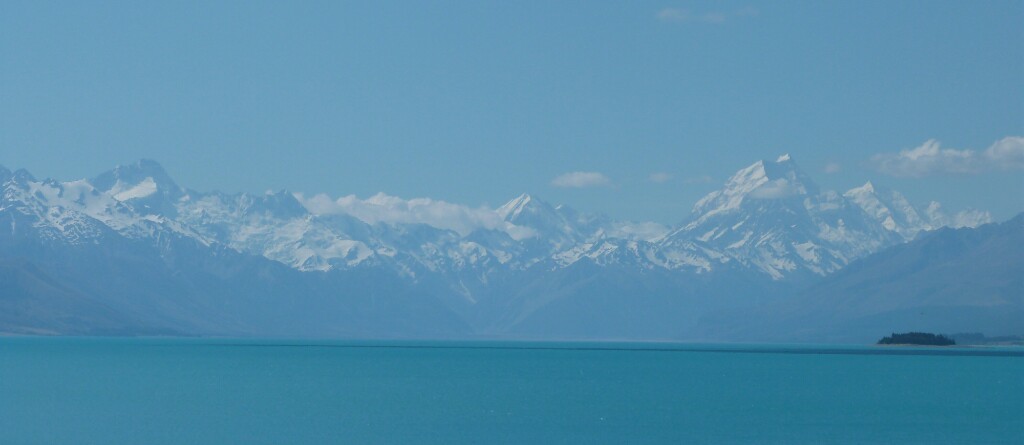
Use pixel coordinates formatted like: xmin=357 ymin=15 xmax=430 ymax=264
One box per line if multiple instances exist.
xmin=2 ymin=0 xmax=1021 ymax=223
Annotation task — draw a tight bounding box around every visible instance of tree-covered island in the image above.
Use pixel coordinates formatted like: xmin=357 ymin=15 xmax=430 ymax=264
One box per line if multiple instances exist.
xmin=877 ymin=332 xmax=955 ymax=346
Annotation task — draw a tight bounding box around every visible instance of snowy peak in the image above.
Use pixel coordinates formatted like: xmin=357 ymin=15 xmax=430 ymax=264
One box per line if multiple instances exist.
xmin=495 ymin=194 xmax=663 ymax=255
xmin=845 ymin=181 xmax=878 ymax=196
xmin=758 ymin=154 xmax=819 ymax=196
xmin=496 ymin=193 xmax=600 ymax=251
xmin=690 ymin=155 xmax=819 ymax=224
xmin=729 ymin=155 xmax=817 ymax=196
xmin=843 ymin=181 xmax=927 ymax=239
xmin=236 ymin=190 xmax=308 ymax=219
xmin=673 ymin=155 xmax=904 ymax=279
xmin=10 ymin=168 xmax=37 ymax=186
xmin=0 ymin=165 xmax=205 ymax=246
xmin=90 ymin=159 xmax=184 ymax=217
xmin=725 ymin=159 xmax=769 ymax=188
xmin=496 ymin=194 xmax=565 ymax=234
xmin=856 ymin=181 xmax=876 ymax=193
xmin=844 ymin=181 xmax=992 ymax=240
xmin=923 ymin=201 xmax=992 ymax=230
xmin=496 ymin=193 xmax=538 ymax=220
xmin=91 ymin=159 xmax=183 ymax=202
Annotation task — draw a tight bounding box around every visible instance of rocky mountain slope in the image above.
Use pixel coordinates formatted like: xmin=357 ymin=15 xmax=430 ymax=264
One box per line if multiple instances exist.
xmin=712 ymin=214 xmax=1024 ymax=343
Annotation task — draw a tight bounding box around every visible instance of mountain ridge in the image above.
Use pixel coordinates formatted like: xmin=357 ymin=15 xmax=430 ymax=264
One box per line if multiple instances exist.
xmin=709 ymin=213 xmax=1024 ymax=343
xmin=0 ymin=155 xmax=1005 ymax=339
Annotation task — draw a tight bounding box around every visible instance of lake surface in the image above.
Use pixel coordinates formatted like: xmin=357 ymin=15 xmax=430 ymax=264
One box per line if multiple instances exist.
xmin=1 ymin=338 xmax=1021 ymax=444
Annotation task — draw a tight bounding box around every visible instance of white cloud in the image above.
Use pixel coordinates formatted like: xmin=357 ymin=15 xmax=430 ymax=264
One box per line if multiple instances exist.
xmin=700 ymin=12 xmax=727 ymax=24
xmin=984 ymin=136 xmax=1024 ymax=169
xmin=823 ymin=162 xmax=841 ymax=174
xmin=649 ymin=172 xmax=673 ymax=183
xmin=871 ymin=136 xmax=1024 ymax=177
xmin=684 ymin=175 xmax=714 ymax=184
xmin=749 ymin=178 xmax=799 ymax=199
xmin=950 ymin=209 xmax=992 ymax=228
xmin=657 ymin=6 xmax=757 ymax=24
xmin=871 ymin=140 xmax=975 ymax=177
xmin=736 ymin=6 xmax=759 ymax=17
xmin=295 ymin=192 xmax=535 ymax=239
xmin=656 ymin=8 xmax=690 ymax=22
xmin=551 ymin=171 xmax=611 ymax=188
xmin=607 ymin=221 xmax=670 ymax=242
xmin=924 ymin=201 xmax=992 ymax=229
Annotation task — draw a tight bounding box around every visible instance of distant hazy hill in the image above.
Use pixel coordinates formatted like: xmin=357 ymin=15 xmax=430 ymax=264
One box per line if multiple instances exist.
xmin=0 ymin=259 xmax=155 ymax=335
xmin=716 ymin=214 xmax=1024 ymax=343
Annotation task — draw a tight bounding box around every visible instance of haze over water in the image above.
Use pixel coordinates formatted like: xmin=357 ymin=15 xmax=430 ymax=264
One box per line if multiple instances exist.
xmin=1 ymin=338 xmax=1021 ymax=444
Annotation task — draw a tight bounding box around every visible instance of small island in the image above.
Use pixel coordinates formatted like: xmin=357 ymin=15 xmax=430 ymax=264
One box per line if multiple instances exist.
xmin=877 ymin=332 xmax=955 ymax=346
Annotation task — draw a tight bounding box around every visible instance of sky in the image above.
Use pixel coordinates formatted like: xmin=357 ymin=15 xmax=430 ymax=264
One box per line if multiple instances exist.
xmin=1 ymin=0 xmax=1022 ymax=224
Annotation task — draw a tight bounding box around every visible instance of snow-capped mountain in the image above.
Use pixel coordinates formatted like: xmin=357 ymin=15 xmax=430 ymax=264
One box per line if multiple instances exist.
xmin=843 ymin=181 xmax=934 ymax=241
xmin=2 ymin=156 xmax=989 ymax=281
xmin=661 ymin=155 xmax=900 ymax=278
xmin=921 ymin=201 xmax=992 ymax=230
xmin=90 ymin=158 xmax=187 ymax=218
xmin=494 ymin=193 xmax=670 ymax=269
xmin=1 ymin=167 xmax=114 ymax=245
xmin=0 ymin=162 xmax=207 ymax=246
xmin=0 ymin=162 xmax=469 ymax=337
xmin=718 ymin=213 xmax=1024 ymax=343
xmin=0 ymin=156 xmax=1003 ymax=338
xmin=844 ymin=181 xmax=991 ymax=241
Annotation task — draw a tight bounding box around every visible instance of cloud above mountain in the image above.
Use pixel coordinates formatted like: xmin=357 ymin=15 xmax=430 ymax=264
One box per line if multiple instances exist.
xmin=297 ymin=192 xmax=529 ymax=238
xmin=749 ymin=178 xmax=800 ymax=199
xmin=685 ymin=175 xmax=714 ymax=185
xmin=923 ymin=202 xmax=992 ymax=229
xmin=871 ymin=136 xmax=1024 ymax=177
xmin=551 ymin=171 xmax=611 ymax=188
xmin=657 ymin=6 xmax=758 ymax=24
xmin=649 ymin=172 xmax=673 ymax=183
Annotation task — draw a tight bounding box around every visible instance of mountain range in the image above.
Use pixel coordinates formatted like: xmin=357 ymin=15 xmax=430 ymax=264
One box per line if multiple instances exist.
xmin=1 ymin=156 xmax=1015 ymax=341
xmin=709 ymin=214 xmax=1024 ymax=343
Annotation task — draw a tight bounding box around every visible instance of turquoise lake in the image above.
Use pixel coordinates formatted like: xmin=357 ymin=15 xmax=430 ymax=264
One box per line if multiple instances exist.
xmin=1 ymin=338 xmax=1021 ymax=444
